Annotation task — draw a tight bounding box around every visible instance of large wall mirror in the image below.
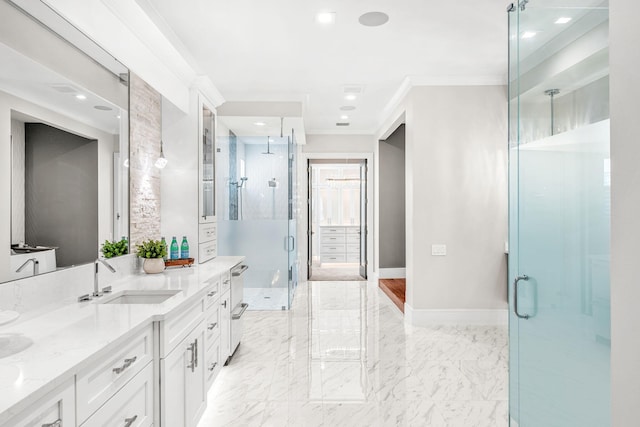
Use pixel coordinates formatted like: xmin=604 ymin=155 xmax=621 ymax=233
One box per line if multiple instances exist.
xmin=0 ymin=0 xmax=129 ymax=283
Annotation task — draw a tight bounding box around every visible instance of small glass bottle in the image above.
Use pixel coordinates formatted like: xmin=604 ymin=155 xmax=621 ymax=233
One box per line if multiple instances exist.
xmin=170 ymin=236 xmax=179 ymax=260
xmin=181 ymin=236 xmax=189 ymax=259
xmin=161 ymin=237 xmax=167 ymax=260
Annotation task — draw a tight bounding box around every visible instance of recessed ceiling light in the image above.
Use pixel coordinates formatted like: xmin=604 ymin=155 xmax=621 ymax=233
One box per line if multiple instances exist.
xmin=555 ymin=17 xmax=572 ymax=24
xmin=358 ymin=11 xmax=389 ymax=27
xmin=75 ymin=94 xmax=87 ymax=100
xmin=344 ymin=94 xmax=357 ymax=101
xmin=316 ymin=12 xmax=336 ymax=24
xmin=521 ymin=31 xmax=537 ymax=39
xmin=340 ymin=106 xmax=356 ymax=111
xmin=254 ymin=121 xmax=266 ymax=126
xmin=340 ymin=115 xmax=349 ymax=120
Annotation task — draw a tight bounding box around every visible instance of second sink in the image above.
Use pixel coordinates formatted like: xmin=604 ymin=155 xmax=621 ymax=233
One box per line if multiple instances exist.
xmin=99 ymin=290 xmax=181 ymax=305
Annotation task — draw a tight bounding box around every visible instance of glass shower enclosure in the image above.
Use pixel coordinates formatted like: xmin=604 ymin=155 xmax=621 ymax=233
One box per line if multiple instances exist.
xmin=217 ymin=131 xmax=298 ymax=310
xmin=508 ymin=1 xmax=610 ymax=426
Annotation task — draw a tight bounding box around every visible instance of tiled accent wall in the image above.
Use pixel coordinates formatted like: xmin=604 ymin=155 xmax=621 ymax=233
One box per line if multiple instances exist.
xmin=129 ymin=72 xmax=161 ymax=247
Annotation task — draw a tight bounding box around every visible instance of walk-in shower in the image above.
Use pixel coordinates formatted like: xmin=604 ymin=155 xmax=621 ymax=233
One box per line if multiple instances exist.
xmin=216 ymin=126 xmax=298 ymax=310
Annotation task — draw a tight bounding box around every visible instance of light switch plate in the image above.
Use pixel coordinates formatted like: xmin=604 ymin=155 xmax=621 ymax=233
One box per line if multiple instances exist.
xmin=431 ymin=244 xmax=447 ymax=256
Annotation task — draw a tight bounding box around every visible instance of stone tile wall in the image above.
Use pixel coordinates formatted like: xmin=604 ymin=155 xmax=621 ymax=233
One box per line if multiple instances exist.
xmin=129 ymin=72 xmax=161 ymax=247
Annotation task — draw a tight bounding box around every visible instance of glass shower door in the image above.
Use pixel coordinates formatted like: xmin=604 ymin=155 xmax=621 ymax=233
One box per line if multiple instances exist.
xmin=508 ymin=2 xmax=610 ymax=426
xmin=288 ymin=130 xmax=298 ymax=307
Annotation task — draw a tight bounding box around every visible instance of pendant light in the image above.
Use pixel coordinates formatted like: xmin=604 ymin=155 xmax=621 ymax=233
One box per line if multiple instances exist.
xmin=155 ymin=140 xmax=168 ymax=169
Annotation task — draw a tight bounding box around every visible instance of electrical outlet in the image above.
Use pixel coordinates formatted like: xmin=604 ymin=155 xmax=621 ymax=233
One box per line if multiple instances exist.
xmin=431 ymin=244 xmax=447 ymax=256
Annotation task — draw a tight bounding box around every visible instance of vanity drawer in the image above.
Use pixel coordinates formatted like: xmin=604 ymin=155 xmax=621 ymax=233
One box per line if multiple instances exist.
xmin=4 ymin=378 xmax=75 ymax=427
xmin=80 ymin=362 xmax=154 ymax=427
xmin=346 ymin=244 xmax=360 ymax=254
xmin=321 ymin=254 xmax=346 ymax=263
xmin=205 ymin=337 xmax=222 ymax=389
xmin=204 ymin=276 xmax=221 ymax=308
xmin=205 ymin=303 xmax=220 ymax=345
xmin=321 ymin=235 xmax=346 ymax=244
xmin=160 ymin=297 xmax=205 ymax=357
xmin=321 ymin=244 xmax=345 ymax=254
xmin=322 ymin=227 xmax=346 ymax=235
xmin=199 ymin=223 xmax=217 ymax=242
xmin=345 ymin=233 xmax=360 ymax=243
xmin=77 ymin=326 xmax=153 ymax=423
xmin=199 ymin=240 xmax=217 ymax=263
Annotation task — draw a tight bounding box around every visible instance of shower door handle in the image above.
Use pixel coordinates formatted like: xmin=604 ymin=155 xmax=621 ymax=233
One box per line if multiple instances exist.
xmin=514 ymin=275 xmax=530 ymax=319
xmin=288 ymin=236 xmax=295 ymax=252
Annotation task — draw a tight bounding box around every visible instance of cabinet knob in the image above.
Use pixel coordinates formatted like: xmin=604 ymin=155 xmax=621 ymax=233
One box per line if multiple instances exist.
xmin=208 ymin=322 xmax=218 ymax=330
xmin=209 ymin=362 xmax=218 ymax=372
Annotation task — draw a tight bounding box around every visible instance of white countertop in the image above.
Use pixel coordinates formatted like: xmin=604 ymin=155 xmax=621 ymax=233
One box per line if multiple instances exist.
xmin=0 ymin=256 xmax=244 ymax=424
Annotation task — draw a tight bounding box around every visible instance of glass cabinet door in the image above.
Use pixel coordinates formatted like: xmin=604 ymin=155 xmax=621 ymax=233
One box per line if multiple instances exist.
xmin=199 ymin=100 xmax=215 ymax=223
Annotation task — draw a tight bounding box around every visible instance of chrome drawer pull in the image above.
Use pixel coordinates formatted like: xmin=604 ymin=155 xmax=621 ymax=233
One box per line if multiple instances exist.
xmin=186 ymin=342 xmax=195 ymax=372
xmin=223 ymin=279 xmax=230 ymax=284
xmin=209 ymin=362 xmax=218 ymax=372
xmin=232 ymin=303 xmax=249 ymax=320
xmin=113 ymin=356 xmax=137 ymax=374
xmin=42 ymin=420 xmax=62 ymax=427
xmin=207 ymin=290 xmax=217 ymax=297
xmin=124 ymin=415 xmax=138 ymax=427
xmin=208 ymin=322 xmax=218 ymax=330
xmin=222 ymin=300 xmax=227 ymax=308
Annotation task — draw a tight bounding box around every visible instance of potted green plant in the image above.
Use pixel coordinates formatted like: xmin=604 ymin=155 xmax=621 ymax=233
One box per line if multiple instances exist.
xmin=136 ymin=239 xmax=167 ymax=274
xmin=101 ymin=237 xmax=128 ymax=258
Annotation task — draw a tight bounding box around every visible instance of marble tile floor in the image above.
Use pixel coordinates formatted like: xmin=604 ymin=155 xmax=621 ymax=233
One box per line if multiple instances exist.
xmin=198 ymin=281 xmax=508 ymax=427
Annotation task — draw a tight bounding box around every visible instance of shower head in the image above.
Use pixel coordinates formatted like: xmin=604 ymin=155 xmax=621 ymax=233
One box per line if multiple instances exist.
xmin=262 ymin=136 xmax=274 ymax=154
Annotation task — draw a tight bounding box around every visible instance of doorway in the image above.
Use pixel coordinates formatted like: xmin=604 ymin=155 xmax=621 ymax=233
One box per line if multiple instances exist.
xmin=307 ymin=159 xmax=367 ymax=281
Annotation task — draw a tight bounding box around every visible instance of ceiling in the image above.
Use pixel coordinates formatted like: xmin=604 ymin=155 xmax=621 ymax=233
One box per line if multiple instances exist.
xmin=142 ymin=0 xmax=508 ymax=134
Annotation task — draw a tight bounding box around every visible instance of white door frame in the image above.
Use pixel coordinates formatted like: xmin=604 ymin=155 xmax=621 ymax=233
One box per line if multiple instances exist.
xmin=298 ymin=151 xmax=375 ymax=281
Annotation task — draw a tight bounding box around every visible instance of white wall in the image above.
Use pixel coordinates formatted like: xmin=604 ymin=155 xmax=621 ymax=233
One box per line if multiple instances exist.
xmin=160 ymin=91 xmax=199 ymax=259
xmin=610 ymin=0 xmax=640 ymax=423
xmin=404 ymin=86 xmax=508 ymax=319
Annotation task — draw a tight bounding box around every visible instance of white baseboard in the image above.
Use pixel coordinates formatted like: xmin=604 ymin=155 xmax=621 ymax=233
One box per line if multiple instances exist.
xmin=378 ymin=268 xmax=406 ymax=279
xmin=404 ymin=304 xmax=508 ymax=326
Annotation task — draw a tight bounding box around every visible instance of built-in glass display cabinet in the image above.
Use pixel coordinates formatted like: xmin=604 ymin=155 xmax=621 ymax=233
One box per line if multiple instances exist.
xmin=199 ymin=100 xmax=216 ymax=223
xmin=198 ymin=98 xmax=217 ymax=263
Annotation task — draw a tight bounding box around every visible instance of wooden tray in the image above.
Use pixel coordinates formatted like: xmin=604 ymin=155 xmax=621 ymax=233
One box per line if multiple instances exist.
xmin=164 ymin=258 xmax=194 ymax=268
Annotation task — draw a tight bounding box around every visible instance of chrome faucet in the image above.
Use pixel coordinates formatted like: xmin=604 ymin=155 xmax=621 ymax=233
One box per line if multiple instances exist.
xmin=16 ymin=258 xmax=39 ymax=276
xmin=93 ymin=258 xmax=116 ymax=297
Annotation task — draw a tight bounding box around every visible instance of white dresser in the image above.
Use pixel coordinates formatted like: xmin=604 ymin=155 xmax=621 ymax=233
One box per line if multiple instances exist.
xmin=319 ymin=226 xmax=360 ymax=265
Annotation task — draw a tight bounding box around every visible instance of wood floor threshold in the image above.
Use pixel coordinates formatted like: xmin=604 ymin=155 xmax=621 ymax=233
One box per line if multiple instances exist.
xmin=378 ymin=278 xmax=406 ymax=313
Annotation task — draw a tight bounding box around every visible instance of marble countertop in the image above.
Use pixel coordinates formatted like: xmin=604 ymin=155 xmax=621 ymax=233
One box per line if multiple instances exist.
xmin=0 ymin=256 xmax=244 ymax=425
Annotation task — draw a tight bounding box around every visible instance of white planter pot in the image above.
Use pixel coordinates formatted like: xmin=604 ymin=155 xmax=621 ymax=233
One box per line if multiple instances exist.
xmin=143 ymin=258 xmax=165 ymax=274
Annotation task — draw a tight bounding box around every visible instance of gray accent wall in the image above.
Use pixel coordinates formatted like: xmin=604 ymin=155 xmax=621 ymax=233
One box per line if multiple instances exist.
xmin=611 ymin=0 xmax=640 ymax=423
xmin=25 ymin=123 xmax=98 ymax=267
xmin=379 ymin=124 xmax=406 ymax=269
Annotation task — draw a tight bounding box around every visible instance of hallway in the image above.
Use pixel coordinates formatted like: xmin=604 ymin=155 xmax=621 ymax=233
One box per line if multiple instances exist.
xmin=198 ymin=281 xmax=508 ymax=426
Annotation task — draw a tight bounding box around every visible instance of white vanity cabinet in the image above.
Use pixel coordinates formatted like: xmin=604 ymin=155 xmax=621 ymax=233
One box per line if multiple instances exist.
xmin=158 ymin=295 xmax=206 ymax=427
xmin=2 ymin=378 xmax=75 ymax=427
xmin=319 ymin=226 xmax=360 ymax=264
xmin=76 ymin=326 xmax=153 ymax=423
xmin=160 ymin=320 xmax=206 ymax=427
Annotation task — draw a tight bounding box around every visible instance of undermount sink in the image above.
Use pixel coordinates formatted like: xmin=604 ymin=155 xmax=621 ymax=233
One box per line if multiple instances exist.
xmin=99 ymin=290 xmax=181 ymax=305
